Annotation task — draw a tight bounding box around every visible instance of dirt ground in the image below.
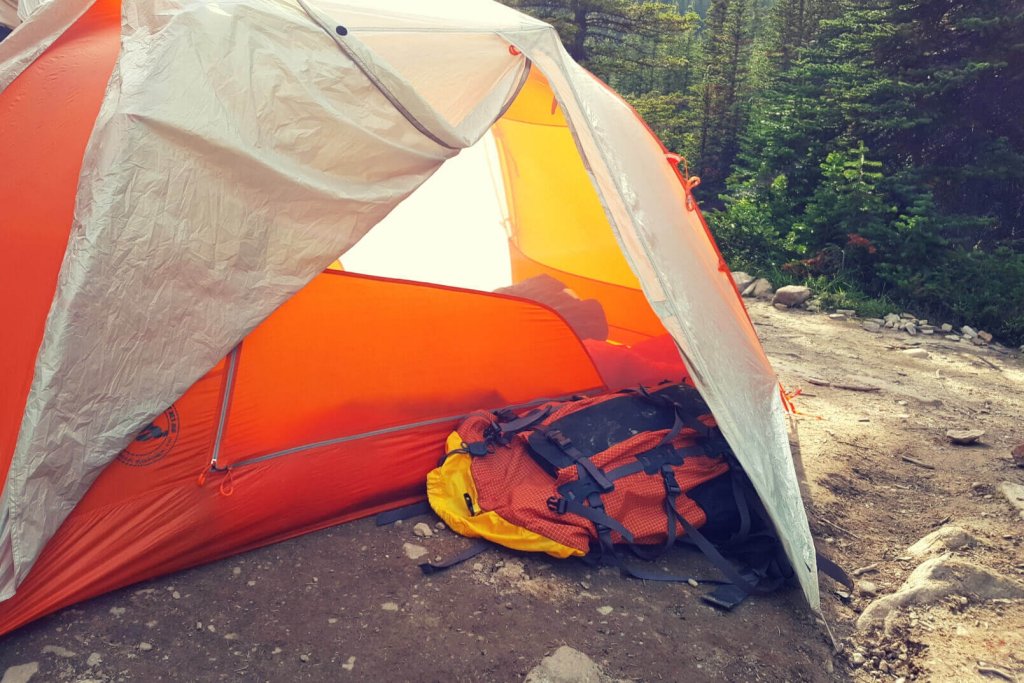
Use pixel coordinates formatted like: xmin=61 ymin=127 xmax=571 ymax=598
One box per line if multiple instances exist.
xmin=1 ymin=300 xmax=1021 ymax=682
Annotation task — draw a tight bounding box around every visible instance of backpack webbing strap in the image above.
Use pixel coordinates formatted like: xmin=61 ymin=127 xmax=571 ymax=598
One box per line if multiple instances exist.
xmin=816 ymin=551 xmax=853 ymax=589
xmin=495 ymin=406 xmax=552 ymax=440
xmin=543 ymin=428 xmax=615 ymax=492
xmin=659 ymin=467 xmax=781 ymax=596
xmin=548 ymin=495 xmax=635 ymax=543
xmin=418 ymin=539 xmax=491 ymax=575
xmin=375 ymin=500 xmax=433 ymax=526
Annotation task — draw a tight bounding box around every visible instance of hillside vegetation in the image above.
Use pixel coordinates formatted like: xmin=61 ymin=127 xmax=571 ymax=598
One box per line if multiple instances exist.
xmin=505 ymin=0 xmax=1024 ymax=344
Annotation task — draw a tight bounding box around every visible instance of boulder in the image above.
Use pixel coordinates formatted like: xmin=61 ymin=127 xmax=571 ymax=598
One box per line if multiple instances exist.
xmin=857 ymin=554 xmax=1024 ymax=631
xmin=862 ymin=321 xmax=882 ymax=333
xmin=961 ymin=325 xmax=977 ymax=338
xmin=742 ymin=278 xmax=774 ymax=299
xmin=940 ymin=323 xmax=953 ymax=332
xmin=837 ymin=309 xmax=856 ymax=316
xmin=771 ymin=285 xmax=813 ymax=308
xmin=731 ymin=271 xmax=755 ymax=292
xmin=906 ymin=525 xmax=977 ymax=559
xmin=978 ymin=331 xmax=993 ymax=343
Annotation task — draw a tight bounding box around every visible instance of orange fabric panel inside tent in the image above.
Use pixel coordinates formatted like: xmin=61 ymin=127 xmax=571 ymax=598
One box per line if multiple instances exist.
xmin=217 ymin=272 xmax=606 ymax=465
xmin=0 ymin=272 xmax=608 ymax=635
xmin=0 ymin=0 xmax=121 ymax=482
xmin=493 ymin=69 xmax=666 ymax=342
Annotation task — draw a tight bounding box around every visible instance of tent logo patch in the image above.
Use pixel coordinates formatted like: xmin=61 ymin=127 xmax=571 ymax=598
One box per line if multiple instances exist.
xmin=118 ymin=407 xmax=180 ymax=467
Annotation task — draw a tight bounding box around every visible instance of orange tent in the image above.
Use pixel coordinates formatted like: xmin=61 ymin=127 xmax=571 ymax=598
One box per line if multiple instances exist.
xmin=0 ymin=0 xmax=819 ymax=634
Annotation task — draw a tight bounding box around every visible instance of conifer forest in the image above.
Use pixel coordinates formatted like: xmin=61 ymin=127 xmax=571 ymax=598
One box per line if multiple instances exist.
xmin=506 ymin=0 xmax=1024 ymax=344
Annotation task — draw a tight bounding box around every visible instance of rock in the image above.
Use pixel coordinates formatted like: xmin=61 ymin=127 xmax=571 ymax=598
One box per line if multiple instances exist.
xmin=905 ymin=324 xmax=918 ymax=336
xmin=412 ymin=522 xmax=433 ymax=538
xmin=731 ymin=271 xmax=755 ymax=292
xmin=381 ymin=602 xmax=399 ymax=611
xmin=961 ymin=325 xmax=977 ymax=338
xmin=108 ymin=607 xmax=125 ymax=616
xmin=300 ymin=654 xmax=310 ymax=663
xmin=901 ymin=313 xmax=916 ymax=320
xmin=857 ymin=580 xmax=878 ymax=596
xmin=837 ymin=309 xmax=856 ymax=316
xmin=945 ymin=334 xmax=961 ymax=342
xmin=403 ymin=543 xmax=428 ymax=561
xmin=921 ymin=328 xmax=934 ymax=335
xmin=946 ymin=428 xmax=984 ymax=445
xmin=41 ymin=646 xmax=76 ymax=658
xmin=525 ymin=646 xmax=610 ymax=683
xmin=596 ymin=606 xmax=613 ymax=616
xmin=773 ymin=303 xmax=789 ymax=311
xmin=172 ymin=591 xmax=180 ymax=599
xmin=857 ymin=554 xmax=1024 ymax=631
xmin=232 ymin=566 xmax=241 ymax=576
xmin=1011 ymin=443 xmax=1024 ymax=468
xmin=828 ymin=313 xmax=846 ymax=320
xmin=940 ymin=323 xmax=953 ymax=332
xmin=862 ymin=321 xmax=882 ymax=333
xmin=851 ymin=653 xmax=866 ymax=667
xmin=971 ymin=336 xmax=986 ymax=346
xmin=906 ymin=525 xmax=978 ymax=558
xmin=772 ymin=285 xmax=812 ymax=308
xmin=435 ymin=522 xmax=446 ymax=531
xmin=998 ymin=481 xmax=1024 ymax=520
xmin=901 ymin=348 xmax=929 ymax=359
xmin=1 ymin=663 xmax=39 ymax=683
xmin=138 ymin=642 xmax=153 ymax=652
xmin=342 ymin=656 xmax=356 ymax=671
xmin=884 ymin=313 xmax=901 ymax=325
xmin=978 ymin=330 xmax=993 ymax=343
xmin=742 ymin=278 xmax=773 ymax=299
xmin=86 ymin=653 xmax=102 ymax=667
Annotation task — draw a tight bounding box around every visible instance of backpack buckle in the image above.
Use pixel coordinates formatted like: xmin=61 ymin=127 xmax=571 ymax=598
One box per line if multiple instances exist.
xmin=661 ymin=465 xmax=682 ymax=496
xmin=546 ymin=496 xmax=568 ymax=514
xmin=466 ymin=441 xmax=491 ymax=457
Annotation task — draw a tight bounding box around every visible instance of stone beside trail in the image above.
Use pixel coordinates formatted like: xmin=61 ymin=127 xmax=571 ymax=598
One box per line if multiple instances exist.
xmin=771 ymin=285 xmax=812 ymax=308
xmin=905 ymin=525 xmax=978 ymax=559
xmin=857 ymin=554 xmax=1024 ymax=631
xmin=945 ymin=429 xmax=985 ymax=445
xmin=525 ymin=647 xmax=627 ymax=683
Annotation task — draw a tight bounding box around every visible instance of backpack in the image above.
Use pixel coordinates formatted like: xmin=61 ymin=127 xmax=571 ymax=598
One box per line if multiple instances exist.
xmin=424 ymin=381 xmax=795 ymax=609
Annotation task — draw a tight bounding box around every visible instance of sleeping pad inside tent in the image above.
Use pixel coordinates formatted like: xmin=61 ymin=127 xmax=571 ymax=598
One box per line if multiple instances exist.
xmin=0 ymin=0 xmax=819 ymax=634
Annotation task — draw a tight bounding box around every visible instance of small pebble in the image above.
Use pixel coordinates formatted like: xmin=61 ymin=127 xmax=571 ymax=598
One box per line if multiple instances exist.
xmin=138 ymin=642 xmax=153 ymax=652
xmin=381 ymin=602 xmax=399 ymax=612
xmin=172 ymin=591 xmax=180 ymax=599
xmin=342 ymin=655 xmax=356 ymax=671
xmin=300 ymin=654 xmax=310 ymax=663
xmin=597 ymin=606 xmax=613 ymax=616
